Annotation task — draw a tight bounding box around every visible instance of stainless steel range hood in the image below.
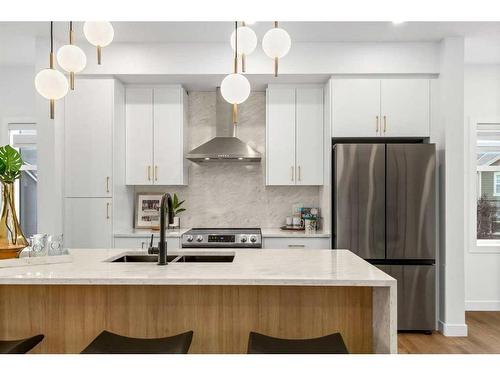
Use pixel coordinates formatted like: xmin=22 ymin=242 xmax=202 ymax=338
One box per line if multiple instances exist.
xmin=186 ymin=88 xmax=261 ymax=163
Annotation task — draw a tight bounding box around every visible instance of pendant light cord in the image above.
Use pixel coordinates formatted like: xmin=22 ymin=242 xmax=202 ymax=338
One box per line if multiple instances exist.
xmin=233 ymin=21 xmax=238 ymax=73
xmin=50 ymin=21 xmax=53 ymax=54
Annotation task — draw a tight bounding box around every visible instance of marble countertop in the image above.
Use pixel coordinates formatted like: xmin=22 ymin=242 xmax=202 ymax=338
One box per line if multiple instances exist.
xmin=114 ymin=228 xmax=330 ymax=238
xmin=0 ymin=248 xmax=394 ymax=287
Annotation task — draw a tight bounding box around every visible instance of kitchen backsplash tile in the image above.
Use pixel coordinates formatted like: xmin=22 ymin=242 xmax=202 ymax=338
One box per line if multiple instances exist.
xmin=135 ymin=91 xmax=319 ymax=228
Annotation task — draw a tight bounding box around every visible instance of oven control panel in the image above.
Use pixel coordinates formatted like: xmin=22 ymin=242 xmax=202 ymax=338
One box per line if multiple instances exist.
xmin=182 ymin=229 xmax=262 ymax=248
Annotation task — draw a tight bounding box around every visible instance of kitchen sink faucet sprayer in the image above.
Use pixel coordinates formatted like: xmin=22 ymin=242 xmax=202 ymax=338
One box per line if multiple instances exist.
xmin=151 ymin=193 xmax=174 ymax=265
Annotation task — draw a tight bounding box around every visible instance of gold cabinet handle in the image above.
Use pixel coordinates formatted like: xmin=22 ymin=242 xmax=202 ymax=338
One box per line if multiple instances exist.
xmin=106 ymin=176 xmax=110 ymax=193
xmin=155 ymin=166 xmax=158 ymax=181
xmin=288 ymin=244 xmax=305 ymax=248
xmin=298 ymin=166 xmax=301 ymax=181
xmin=291 ymin=166 xmax=294 ymax=182
xmin=148 ymin=166 xmax=151 ymax=181
xmin=376 ymin=115 xmax=379 ymax=133
xmin=383 ymin=115 xmax=387 ymax=133
xmin=106 ymin=203 xmax=110 ymax=219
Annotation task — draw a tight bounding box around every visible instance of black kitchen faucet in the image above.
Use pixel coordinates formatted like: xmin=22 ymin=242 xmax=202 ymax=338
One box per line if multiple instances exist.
xmin=148 ymin=193 xmax=175 ymax=265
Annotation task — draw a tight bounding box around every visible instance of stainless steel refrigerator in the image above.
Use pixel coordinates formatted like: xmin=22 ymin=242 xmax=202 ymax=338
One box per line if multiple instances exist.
xmin=333 ymin=143 xmax=436 ymax=332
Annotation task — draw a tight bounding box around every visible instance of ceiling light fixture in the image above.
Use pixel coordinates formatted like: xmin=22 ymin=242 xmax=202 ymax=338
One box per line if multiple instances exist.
xmin=230 ymin=21 xmax=257 ymax=72
xmin=34 ymin=22 xmax=69 ymax=119
xmin=262 ymin=21 xmax=291 ymax=77
xmin=221 ymin=21 xmax=251 ymax=125
xmin=83 ymin=21 xmax=114 ymax=65
xmin=57 ymin=21 xmax=87 ymax=90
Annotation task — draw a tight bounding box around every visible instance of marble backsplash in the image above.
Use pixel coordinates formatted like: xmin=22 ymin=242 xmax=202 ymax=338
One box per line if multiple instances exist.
xmin=136 ymin=91 xmax=320 ymax=228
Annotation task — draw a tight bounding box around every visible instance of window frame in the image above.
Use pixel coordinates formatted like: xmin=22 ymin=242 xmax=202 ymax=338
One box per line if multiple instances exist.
xmin=470 ymin=118 xmax=500 ymax=253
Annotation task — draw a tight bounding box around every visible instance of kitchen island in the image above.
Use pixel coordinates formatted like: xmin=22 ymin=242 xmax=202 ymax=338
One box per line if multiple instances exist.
xmin=0 ymin=249 xmax=396 ymax=354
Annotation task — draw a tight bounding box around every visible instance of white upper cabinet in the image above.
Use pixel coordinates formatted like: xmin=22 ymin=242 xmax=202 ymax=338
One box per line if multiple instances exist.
xmin=125 ymin=88 xmax=154 ymax=185
xmin=296 ymin=87 xmax=324 ymax=185
xmin=125 ymin=86 xmax=188 ymax=185
xmin=266 ymin=87 xmax=296 ymax=185
xmin=380 ymin=79 xmax=430 ymax=137
xmin=332 ymin=78 xmax=431 ymax=138
xmin=332 ymin=79 xmax=381 ymax=138
xmin=266 ymin=85 xmax=324 ymax=186
xmin=64 ymin=79 xmax=113 ymax=197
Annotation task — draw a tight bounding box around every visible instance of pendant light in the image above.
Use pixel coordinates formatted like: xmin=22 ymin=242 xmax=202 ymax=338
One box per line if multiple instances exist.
xmin=35 ymin=22 xmax=69 ymax=119
xmin=262 ymin=21 xmax=291 ymax=77
xmin=230 ymin=21 xmax=257 ymax=72
xmin=57 ymin=21 xmax=87 ymax=90
xmin=221 ymin=21 xmax=251 ymax=124
xmin=83 ymin=21 xmax=114 ymax=65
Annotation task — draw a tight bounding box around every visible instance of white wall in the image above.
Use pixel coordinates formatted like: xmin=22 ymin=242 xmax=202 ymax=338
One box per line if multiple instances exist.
xmin=78 ymin=41 xmax=441 ymax=76
xmin=0 ymin=65 xmax=36 ymax=143
xmin=433 ymin=37 xmax=467 ymax=336
xmin=464 ymin=64 xmax=500 ymax=311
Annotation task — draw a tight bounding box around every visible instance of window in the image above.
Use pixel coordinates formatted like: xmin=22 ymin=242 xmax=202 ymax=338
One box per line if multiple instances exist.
xmin=8 ymin=124 xmax=37 ymax=238
xmin=476 ymin=122 xmax=500 ymax=243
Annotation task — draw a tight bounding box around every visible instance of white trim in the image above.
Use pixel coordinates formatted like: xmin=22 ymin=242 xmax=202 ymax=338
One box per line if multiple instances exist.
xmin=494 ymin=171 xmax=500 ymax=196
xmin=466 ymin=300 xmax=500 ymax=311
xmin=438 ymin=320 xmax=468 ymax=336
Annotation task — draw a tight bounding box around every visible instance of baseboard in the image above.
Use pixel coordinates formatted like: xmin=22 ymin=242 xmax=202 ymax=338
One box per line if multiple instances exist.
xmin=438 ymin=320 xmax=468 ymax=336
xmin=466 ymin=300 xmax=500 ymax=311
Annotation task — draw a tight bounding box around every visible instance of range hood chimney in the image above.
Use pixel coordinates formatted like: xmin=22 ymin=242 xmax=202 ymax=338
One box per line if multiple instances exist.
xmin=186 ymin=88 xmax=261 ymax=163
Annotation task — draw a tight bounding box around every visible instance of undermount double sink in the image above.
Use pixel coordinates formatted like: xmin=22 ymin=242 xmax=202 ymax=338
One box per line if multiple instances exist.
xmin=109 ymin=253 xmax=235 ymax=263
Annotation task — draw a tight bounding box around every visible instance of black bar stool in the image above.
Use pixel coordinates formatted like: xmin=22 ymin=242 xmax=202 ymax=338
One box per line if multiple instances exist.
xmin=81 ymin=330 xmax=193 ymax=354
xmin=0 ymin=334 xmax=45 ymax=354
xmin=247 ymin=332 xmax=349 ymax=354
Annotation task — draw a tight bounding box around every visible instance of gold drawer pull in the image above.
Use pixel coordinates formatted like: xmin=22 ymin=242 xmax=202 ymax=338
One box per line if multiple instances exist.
xmin=148 ymin=166 xmax=151 ymax=181
xmin=106 ymin=176 xmax=110 ymax=193
xmin=288 ymin=244 xmax=305 ymax=248
xmin=155 ymin=166 xmax=158 ymax=181
xmin=383 ymin=115 xmax=387 ymax=133
xmin=106 ymin=203 xmax=110 ymax=219
xmin=376 ymin=116 xmax=379 ymax=133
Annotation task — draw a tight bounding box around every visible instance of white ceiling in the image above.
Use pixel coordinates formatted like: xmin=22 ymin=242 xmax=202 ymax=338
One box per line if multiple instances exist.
xmin=2 ymin=21 xmax=500 ymax=43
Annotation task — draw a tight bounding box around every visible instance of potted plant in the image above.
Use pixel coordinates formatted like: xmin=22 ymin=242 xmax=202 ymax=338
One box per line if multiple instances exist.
xmin=0 ymin=145 xmax=28 ymax=259
xmin=170 ymin=193 xmax=186 ymax=229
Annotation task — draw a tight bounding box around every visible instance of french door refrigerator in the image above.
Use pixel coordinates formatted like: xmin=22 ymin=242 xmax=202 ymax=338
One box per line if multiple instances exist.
xmin=333 ymin=143 xmax=436 ymax=332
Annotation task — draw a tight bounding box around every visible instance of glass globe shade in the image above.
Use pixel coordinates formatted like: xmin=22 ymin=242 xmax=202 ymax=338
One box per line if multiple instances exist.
xmin=230 ymin=26 xmax=257 ymax=55
xmin=220 ymin=73 xmax=251 ymax=104
xmin=34 ymin=68 xmax=69 ymax=100
xmin=57 ymin=44 xmax=87 ymax=73
xmin=262 ymin=28 xmax=291 ymax=58
xmin=83 ymin=21 xmax=114 ymax=47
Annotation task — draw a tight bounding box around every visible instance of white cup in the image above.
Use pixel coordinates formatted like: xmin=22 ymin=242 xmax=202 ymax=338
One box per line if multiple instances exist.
xmin=286 ymin=217 xmax=293 ymax=226
xmin=292 ymin=217 xmax=304 ymax=228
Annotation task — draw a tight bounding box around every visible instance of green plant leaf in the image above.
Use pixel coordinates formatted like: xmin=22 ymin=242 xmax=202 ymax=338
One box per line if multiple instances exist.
xmin=175 ymin=208 xmax=186 ymax=215
xmin=0 ymin=145 xmax=23 ymax=183
xmin=173 ymin=193 xmax=178 ymax=208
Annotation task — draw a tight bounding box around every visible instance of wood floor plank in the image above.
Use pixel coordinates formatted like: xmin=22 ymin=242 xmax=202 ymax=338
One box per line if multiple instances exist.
xmin=398 ymin=312 xmax=500 ymax=354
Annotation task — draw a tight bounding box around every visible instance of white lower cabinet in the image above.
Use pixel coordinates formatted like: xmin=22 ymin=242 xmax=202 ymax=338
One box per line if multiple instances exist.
xmin=64 ymin=198 xmax=112 ymax=248
xmin=263 ymin=237 xmax=331 ymax=249
xmin=114 ymin=236 xmax=181 ymax=250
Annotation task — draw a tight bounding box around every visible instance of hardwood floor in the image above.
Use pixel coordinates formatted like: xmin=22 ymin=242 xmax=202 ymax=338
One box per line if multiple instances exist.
xmin=398 ymin=312 xmax=500 ymax=354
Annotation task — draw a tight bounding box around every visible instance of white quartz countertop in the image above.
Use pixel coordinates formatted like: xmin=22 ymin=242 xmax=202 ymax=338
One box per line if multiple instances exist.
xmin=261 ymin=228 xmax=330 ymax=238
xmin=114 ymin=228 xmax=330 ymax=238
xmin=0 ymin=248 xmax=394 ymax=287
xmin=114 ymin=229 xmax=190 ymax=238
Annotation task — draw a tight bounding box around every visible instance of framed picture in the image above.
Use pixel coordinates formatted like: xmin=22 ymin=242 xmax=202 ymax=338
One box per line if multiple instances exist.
xmin=135 ymin=193 xmax=162 ymax=229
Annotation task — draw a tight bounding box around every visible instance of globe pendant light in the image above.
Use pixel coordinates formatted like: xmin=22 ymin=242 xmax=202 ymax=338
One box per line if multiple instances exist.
xmin=57 ymin=21 xmax=87 ymax=90
xmin=34 ymin=22 xmax=69 ymax=119
xmin=230 ymin=21 xmax=257 ymax=72
xmin=221 ymin=21 xmax=251 ymax=124
xmin=83 ymin=21 xmax=114 ymax=65
xmin=262 ymin=21 xmax=291 ymax=77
